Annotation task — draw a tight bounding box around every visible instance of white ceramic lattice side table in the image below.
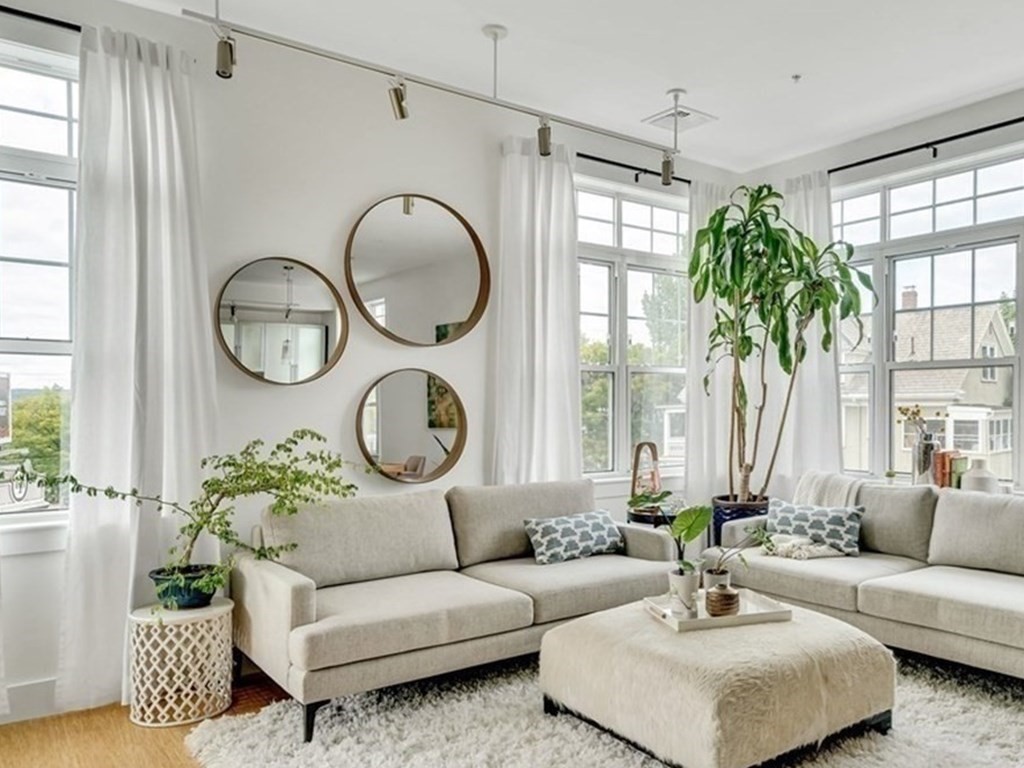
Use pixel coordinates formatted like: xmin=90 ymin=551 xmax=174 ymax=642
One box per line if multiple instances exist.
xmin=128 ymin=597 xmax=233 ymax=727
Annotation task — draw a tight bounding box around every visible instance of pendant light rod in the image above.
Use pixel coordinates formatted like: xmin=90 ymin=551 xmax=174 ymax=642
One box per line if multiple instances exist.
xmin=181 ymin=9 xmax=680 ymax=156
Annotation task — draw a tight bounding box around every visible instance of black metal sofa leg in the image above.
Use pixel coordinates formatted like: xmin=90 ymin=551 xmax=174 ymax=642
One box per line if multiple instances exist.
xmin=303 ymin=700 xmax=329 ymax=742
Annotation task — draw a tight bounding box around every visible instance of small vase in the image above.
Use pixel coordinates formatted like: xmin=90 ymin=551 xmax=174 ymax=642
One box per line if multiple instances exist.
xmin=668 ymin=571 xmax=700 ymax=618
xmin=961 ymin=458 xmax=999 ymax=493
xmin=912 ymin=432 xmax=941 ymax=485
xmin=703 ymin=568 xmax=731 ymax=591
xmin=705 ymin=584 xmax=740 ymax=617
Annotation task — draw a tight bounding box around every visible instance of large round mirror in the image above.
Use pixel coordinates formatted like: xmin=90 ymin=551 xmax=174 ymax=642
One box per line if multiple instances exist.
xmin=345 ymin=195 xmax=490 ymax=346
xmin=216 ymin=257 xmax=348 ymax=385
xmin=356 ymin=368 xmax=467 ymax=483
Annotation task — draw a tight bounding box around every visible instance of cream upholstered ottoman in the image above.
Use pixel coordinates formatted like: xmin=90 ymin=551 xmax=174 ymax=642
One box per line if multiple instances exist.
xmin=539 ymin=601 xmax=895 ymax=768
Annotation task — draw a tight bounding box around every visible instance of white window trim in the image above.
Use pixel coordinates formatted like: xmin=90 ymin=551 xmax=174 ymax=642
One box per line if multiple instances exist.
xmin=576 ymin=178 xmax=689 ymax=479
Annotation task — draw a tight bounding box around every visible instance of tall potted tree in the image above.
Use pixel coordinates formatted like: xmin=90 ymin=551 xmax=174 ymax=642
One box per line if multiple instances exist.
xmin=689 ymin=184 xmax=872 ymax=535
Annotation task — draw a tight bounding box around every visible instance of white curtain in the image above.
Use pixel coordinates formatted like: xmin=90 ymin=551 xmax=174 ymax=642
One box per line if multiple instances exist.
xmin=0 ymin=531 xmax=8 ymax=715
xmin=684 ymin=181 xmax=732 ymax=506
xmin=489 ymin=137 xmax=581 ymax=484
xmin=768 ymin=171 xmax=842 ymax=497
xmin=56 ymin=27 xmax=218 ymax=711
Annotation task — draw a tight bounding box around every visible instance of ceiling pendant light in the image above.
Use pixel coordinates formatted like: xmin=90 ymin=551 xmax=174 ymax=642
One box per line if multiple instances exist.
xmin=537 ymin=116 xmax=552 ymax=157
xmin=213 ymin=0 xmax=235 ymax=79
xmin=662 ymin=87 xmax=685 ymax=186
xmin=388 ymin=78 xmax=409 ymax=120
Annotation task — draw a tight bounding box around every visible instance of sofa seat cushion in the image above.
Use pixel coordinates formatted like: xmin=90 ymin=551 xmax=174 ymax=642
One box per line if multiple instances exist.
xmin=460 ymin=555 xmax=669 ymax=623
xmin=717 ymin=549 xmax=925 ymax=611
xmin=858 ymin=566 xmax=1024 ymax=649
xmin=288 ymin=571 xmax=533 ymax=671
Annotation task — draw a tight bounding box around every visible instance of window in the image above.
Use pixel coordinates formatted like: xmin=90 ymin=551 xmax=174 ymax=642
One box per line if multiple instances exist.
xmin=365 ymin=298 xmax=386 ymax=328
xmin=981 ymin=344 xmax=997 ymax=382
xmin=577 ymin=180 xmax=688 ymax=475
xmin=0 ymin=42 xmax=77 ymax=512
xmin=834 ymin=149 xmax=1023 ymax=483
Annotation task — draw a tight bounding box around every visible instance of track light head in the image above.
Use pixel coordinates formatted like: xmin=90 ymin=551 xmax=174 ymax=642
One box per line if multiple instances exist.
xmin=215 ymin=34 xmax=235 ymax=79
xmin=402 ymin=195 xmax=414 ymax=215
xmin=661 ymin=152 xmax=674 ymax=186
xmin=537 ymin=117 xmax=551 ymax=157
xmin=388 ymin=79 xmax=409 ymax=120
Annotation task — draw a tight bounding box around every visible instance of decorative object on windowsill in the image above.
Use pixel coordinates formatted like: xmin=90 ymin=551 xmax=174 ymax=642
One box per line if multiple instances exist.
xmin=31 ymin=429 xmax=358 ymax=609
xmin=627 ymin=442 xmax=672 ymax=525
xmin=705 ymin=583 xmax=740 ymax=617
xmin=690 ymin=185 xmax=874 ymax=542
xmin=896 ymin=404 xmax=945 ymax=485
xmin=960 ymin=458 xmax=1000 ymax=493
xmin=665 ymin=505 xmax=712 ymax=617
xmin=884 ymin=469 xmax=896 ymax=485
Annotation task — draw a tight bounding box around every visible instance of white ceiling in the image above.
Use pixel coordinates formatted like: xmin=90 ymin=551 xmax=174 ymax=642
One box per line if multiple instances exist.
xmin=145 ymin=0 xmax=1024 ymax=171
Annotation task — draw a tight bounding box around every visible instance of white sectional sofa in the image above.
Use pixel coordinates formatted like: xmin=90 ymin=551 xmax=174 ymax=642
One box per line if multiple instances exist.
xmin=716 ymin=478 xmax=1024 ymax=680
xmin=230 ymin=479 xmax=674 ymax=740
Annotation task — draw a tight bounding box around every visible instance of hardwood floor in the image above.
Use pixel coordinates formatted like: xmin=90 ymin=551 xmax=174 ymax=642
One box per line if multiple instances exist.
xmin=0 ymin=675 xmax=287 ymax=768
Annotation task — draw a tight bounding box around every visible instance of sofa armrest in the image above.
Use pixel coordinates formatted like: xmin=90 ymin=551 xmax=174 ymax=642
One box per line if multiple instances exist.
xmin=618 ymin=524 xmax=675 ymax=561
xmin=720 ymin=515 xmax=768 ymax=549
xmin=231 ymin=553 xmax=316 ymax=688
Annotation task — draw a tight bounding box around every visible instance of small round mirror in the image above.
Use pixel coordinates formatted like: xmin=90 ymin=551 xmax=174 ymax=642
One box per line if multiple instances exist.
xmin=216 ymin=257 xmax=348 ymax=385
xmin=345 ymin=195 xmax=490 ymax=346
xmin=356 ymin=368 xmax=467 ymax=483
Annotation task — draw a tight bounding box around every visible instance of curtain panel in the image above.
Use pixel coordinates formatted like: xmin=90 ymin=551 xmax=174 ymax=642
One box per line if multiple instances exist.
xmin=489 ymin=137 xmax=582 ymax=484
xmin=57 ymin=27 xmax=218 ymax=711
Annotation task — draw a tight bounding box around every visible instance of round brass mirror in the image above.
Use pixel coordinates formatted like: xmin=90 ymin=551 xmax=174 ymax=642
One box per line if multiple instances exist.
xmin=216 ymin=257 xmax=348 ymax=385
xmin=345 ymin=194 xmax=490 ymax=346
xmin=356 ymin=368 xmax=467 ymax=483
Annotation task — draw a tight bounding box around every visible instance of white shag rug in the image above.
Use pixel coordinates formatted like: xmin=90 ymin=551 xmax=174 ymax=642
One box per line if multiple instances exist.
xmin=187 ymin=654 xmax=1024 ymax=768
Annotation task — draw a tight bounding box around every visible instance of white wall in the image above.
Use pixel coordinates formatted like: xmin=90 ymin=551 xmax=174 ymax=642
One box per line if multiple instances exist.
xmin=0 ymin=0 xmax=728 ymax=723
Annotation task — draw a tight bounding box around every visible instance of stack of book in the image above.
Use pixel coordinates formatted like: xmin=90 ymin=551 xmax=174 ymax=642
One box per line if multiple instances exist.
xmin=934 ymin=450 xmax=970 ymax=488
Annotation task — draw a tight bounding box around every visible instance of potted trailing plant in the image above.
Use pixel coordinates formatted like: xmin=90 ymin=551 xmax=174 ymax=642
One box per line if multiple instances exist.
xmin=35 ymin=428 xmax=357 ymax=609
xmin=664 ymin=505 xmax=712 ymax=616
xmin=627 ymin=489 xmax=673 ymax=523
xmin=703 ymin=526 xmax=773 ymax=589
xmin=690 ymin=184 xmax=873 ymax=532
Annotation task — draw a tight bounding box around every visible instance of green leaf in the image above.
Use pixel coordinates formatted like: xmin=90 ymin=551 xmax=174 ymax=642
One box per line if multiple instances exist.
xmin=669 ymin=506 xmax=712 ymax=544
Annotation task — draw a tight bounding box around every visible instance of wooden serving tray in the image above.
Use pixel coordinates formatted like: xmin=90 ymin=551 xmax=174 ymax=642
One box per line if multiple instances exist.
xmin=644 ymin=589 xmax=792 ymax=632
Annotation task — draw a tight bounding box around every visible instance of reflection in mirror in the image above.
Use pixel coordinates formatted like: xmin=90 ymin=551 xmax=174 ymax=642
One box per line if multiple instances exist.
xmin=357 ymin=368 xmax=466 ymax=483
xmin=346 ymin=195 xmax=490 ymax=346
xmin=217 ymin=257 xmax=347 ymax=384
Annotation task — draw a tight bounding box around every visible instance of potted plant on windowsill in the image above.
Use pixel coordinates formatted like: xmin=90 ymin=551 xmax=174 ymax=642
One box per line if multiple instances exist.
xmin=34 ymin=428 xmax=358 ymax=609
xmin=689 ymin=184 xmax=874 ymax=535
xmin=664 ymin=505 xmax=712 ymax=616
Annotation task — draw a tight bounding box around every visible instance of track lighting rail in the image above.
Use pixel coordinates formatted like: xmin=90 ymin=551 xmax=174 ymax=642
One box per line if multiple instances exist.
xmin=181 ymin=9 xmax=683 ymax=159
xmin=0 ymin=4 xmax=80 ymax=33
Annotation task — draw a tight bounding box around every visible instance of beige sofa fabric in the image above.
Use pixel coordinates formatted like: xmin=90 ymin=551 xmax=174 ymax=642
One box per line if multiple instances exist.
xmin=928 ymin=490 xmax=1024 ymax=576
xmin=858 ymin=565 xmax=1024 ymax=648
xmin=461 ymin=554 xmax=669 ymax=623
xmin=722 ymin=549 xmax=925 ymax=611
xmin=856 ymin=484 xmax=936 ymax=561
xmin=288 ymin=571 xmax=533 ymax=671
xmin=231 ymin=554 xmax=317 ymax=687
xmin=262 ymin=490 xmax=459 ymax=588
xmin=618 ymin=524 xmax=675 ymax=561
xmin=446 ymin=480 xmax=595 ymax=567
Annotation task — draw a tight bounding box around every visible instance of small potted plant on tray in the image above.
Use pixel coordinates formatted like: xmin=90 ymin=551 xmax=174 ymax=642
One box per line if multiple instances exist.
xmin=35 ymin=428 xmax=357 ymax=609
xmin=664 ymin=505 xmax=712 ymax=616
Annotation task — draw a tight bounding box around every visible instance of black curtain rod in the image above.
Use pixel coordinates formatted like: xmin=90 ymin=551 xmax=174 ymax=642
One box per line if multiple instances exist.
xmin=577 ymin=152 xmax=691 ymax=185
xmin=0 ymin=4 xmax=80 ymax=32
xmin=828 ymin=114 xmax=1024 ymax=175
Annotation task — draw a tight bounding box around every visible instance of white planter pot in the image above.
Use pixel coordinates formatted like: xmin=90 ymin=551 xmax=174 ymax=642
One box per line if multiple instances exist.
xmin=961 ymin=458 xmax=999 ymax=493
xmin=667 ymin=571 xmax=700 ymax=618
xmin=703 ymin=568 xmax=731 ymax=591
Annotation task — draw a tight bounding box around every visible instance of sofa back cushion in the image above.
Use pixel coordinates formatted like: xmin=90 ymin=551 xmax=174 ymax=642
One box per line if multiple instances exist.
xmin=928 ymin=489 xmax=1024 ymax=576
xmin=856 ymin=484 xmax=937 ymax=562
xmin=445 ymin=480 xmax=596 ymax=567
xmin=261 ymin=490 xmax=459 ymax=588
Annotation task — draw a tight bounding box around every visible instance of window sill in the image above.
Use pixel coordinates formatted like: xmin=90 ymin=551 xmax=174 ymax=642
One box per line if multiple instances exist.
xmin=0 ymin=507 xmax=69 ymax=532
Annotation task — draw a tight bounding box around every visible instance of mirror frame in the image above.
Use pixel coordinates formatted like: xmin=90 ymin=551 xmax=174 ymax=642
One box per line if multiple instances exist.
xmin=344 ymin=194 xmax=491 ymax=347
xmin=355 ymin=367 xmax=468 ymax=484
xmin=214 ymin=256 xmax=349 ymax=386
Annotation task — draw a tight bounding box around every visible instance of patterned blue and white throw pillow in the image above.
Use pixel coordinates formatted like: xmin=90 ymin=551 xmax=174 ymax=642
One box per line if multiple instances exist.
xmin=524 ymin=510 xmax=624 ymax=565
xmin=767 ymin=498 xmax=863 ymax=556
